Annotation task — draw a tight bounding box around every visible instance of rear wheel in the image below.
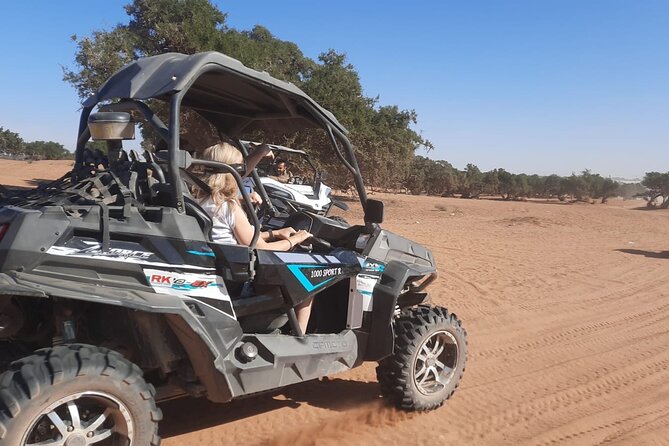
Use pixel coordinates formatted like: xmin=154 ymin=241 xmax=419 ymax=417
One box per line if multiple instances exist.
xmin=0 ymin=344 xmax=161 ymax=445
xmin=376 ymin=305 xmax=467 ymax=410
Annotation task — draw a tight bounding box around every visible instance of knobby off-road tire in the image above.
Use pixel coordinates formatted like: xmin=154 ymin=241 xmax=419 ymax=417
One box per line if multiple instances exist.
xmin=0 ymin=344 xmax=162 ymax=446
xmin=376 ymin=305 xmax=467 ymax=411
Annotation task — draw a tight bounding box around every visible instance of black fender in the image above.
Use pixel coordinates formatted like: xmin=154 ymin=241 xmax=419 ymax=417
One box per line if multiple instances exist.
xmin=364 ymin=261 xmax=437 ymax=361
xmin=0 ymin=271 xmax=240 ymax=402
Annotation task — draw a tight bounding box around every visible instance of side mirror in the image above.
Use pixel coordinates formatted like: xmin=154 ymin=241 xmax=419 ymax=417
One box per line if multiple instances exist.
xmin=364 ymin=199 xmax=384 ymax=224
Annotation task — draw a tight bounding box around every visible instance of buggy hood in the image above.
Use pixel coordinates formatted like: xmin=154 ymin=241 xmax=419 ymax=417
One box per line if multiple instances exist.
xmin=83 ymin=51 xmax=348 ymax=136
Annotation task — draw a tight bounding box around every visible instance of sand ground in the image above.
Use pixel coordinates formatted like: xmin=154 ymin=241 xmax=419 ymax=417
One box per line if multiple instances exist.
xmin=2 ymin=160 xmax=668 ymax=445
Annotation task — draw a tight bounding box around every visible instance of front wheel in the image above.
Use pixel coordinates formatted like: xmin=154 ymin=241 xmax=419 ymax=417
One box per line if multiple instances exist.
xmin=0 ymin=344 xmax=161 ymax=446
xmin=376 ymin=305 xmax=467 ymax=411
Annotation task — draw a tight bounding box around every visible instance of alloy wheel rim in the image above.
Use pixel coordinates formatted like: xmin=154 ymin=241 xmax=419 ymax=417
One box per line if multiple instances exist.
xmin=21 ymin=391 xmax=134 ymax=446
xmin=413 ymin=330 xmax=459 ymax=396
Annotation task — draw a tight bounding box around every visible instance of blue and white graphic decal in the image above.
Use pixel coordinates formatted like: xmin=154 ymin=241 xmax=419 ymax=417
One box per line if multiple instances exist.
xmin=48 ymin=240 xmax=214 ymax=270
xmin=275 ymin=252 xmax=342 ymax=265
xmin=186 ymin=249 xmax=215 ymax=257
xmin=287 ymin=264 xmax=344 ymax=292
xmin=362 ymin=259 xmax=385 ymax=273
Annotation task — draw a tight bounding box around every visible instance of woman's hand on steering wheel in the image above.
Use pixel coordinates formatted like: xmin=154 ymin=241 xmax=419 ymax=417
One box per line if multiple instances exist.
xmin=291 ymin=233 xmax=332 ymax=252
xmin=287 ymin=229 xmax=312 ymax=250
xmin=249 ymin=191 xmax=263 ymax=206
xmin=273 ymin=226 xmax=298 ymax=241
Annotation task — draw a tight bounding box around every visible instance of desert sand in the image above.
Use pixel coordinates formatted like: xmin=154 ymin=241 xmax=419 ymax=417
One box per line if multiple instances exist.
xmin=2 ymin=160 xmax=668 ymax=445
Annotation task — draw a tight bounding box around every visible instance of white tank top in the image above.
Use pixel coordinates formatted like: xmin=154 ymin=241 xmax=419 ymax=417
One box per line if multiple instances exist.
xmin=199 ymin=197 xmax=238 ymax=245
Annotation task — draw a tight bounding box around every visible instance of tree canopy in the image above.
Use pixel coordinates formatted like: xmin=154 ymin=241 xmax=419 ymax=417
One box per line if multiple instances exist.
xmin=0 ymin=126 xmax=72 ymax=160
xmin=640 ymin=172 xmax=669 ymax=208
xmin=0 ymin=127 xmax=25 ymax=157
xmin=61 ymin=0 xmax=655 ymax=205
xmin=401 ymin=156 xmax=625 ymax=203
xmin=63 ymin=0 xmax=431 ymax=190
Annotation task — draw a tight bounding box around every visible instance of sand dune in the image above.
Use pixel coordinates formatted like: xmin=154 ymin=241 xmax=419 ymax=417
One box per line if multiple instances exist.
xmin=3 ymin=160 xmax=668 ymax=445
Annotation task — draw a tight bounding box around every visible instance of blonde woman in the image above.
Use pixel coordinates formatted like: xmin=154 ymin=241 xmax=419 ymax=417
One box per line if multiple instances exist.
xmin=196 ymin=142 xmax=314 ymax=332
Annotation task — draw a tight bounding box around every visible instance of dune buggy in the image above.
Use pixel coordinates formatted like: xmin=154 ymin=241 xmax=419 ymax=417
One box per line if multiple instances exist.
xmin=0 ymin=51 xmax=467 ymax=445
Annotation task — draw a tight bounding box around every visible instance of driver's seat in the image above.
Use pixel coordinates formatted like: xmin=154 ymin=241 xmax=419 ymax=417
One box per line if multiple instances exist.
xmin=183 ymin=194 xmax=213 ymax=240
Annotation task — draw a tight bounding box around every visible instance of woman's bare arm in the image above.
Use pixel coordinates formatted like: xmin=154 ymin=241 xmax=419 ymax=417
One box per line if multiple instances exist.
xmin=232 ymin=204 xmax=310 ymax=250
xmin=244 ymin=143 xmax=273 ymax=176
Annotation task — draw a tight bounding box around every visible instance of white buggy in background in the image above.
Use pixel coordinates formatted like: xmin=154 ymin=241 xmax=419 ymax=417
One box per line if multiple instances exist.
xmin=240 ymin=141 xmax=350 ymax=227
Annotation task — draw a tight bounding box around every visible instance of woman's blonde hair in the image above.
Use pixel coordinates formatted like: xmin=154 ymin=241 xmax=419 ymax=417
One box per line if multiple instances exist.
xmin=195 ymin=142 xmax=243 ymax=215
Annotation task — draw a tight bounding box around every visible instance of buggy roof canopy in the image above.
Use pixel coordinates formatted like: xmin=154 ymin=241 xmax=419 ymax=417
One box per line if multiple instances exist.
xmin=84 ymin=51 xmax=348 ymax=136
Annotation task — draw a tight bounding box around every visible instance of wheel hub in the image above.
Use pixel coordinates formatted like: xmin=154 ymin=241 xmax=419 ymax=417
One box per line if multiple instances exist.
xmin=65 ymin=434 xmax=87 ymax=446
xmin=22 ymin=391 xmax=134 ymax=446
xmin=413 ymin=330 xmax=459 ymax=396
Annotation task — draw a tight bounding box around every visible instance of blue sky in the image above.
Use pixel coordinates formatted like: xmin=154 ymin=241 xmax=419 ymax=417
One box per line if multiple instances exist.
xmin=0 ymin=1 xmax=667 ymax=178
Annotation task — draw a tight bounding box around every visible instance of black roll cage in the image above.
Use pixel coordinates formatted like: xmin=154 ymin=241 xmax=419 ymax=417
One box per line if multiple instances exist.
xmin=73 ymin=60 xmax=369 ymax=250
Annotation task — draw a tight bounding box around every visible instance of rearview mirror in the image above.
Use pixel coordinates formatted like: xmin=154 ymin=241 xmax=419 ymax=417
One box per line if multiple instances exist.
xmin=88 ymin=112 xmax=135 ymax=140
xmin=364 ymin=199 xmax=384 ymax=224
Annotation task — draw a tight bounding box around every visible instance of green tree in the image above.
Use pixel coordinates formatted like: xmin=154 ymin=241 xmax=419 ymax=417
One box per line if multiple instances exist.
xmin=64 ymin=0 xmax=226 ymax=99
xmin=526 ymin=174 xmax=543 ymax=198
xmin=514 ymin=174 xmax=530 ymax=198
xmin=598 ymin=178 xmax=619 ymax=203
xmin=222 ymin=26 xmax=313 ymax=84
xmin=641 ymin=172 xmax=669 ymax=208
xmin=126 ymin=0 xmax=226 ymax=54
xmin=405 ymin=156 xmax=427 ymax=194
xmin=0 ymin=127 xmax=25 ymax=157
xmin=25 ymin=141 xmax=72 ymax=160
xmin=430 ymin=160 xmax=458 ymax=196
xmin=483 ymin=169 xmax=500 ymax=196
xmin=64 ymin=0 xmax=429 ymax=191
xmin=460 ymin=164 xmax=484 ymax=198
xmin=563 ymin=173 xmax=587 ymax=200
xmin=543 ymin=174 xmax=563 ymax=198
xmin=497 ymin=169 xmax=515 ymax=200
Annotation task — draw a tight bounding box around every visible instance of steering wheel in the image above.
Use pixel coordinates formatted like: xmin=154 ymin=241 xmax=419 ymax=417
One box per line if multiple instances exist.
xmin=293 ymin=236 xmax=332 ymax=252
xmin=310 ymin=236 xmax=332 ymax=251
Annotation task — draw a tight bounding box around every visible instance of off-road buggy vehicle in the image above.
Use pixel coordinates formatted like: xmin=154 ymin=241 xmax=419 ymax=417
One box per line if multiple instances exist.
xmin=242 ymin=141 xmax=347 ymax=218
xmin=238 ymin=141 xmax=350 ymax=230
xmin=0 ymin=51 xmax=467 ymax=445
